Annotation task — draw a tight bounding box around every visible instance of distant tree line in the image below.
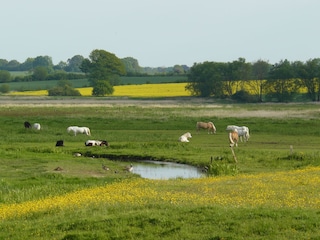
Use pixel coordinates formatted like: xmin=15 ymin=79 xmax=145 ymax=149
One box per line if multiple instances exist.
xmin=0 ymin=49 xmax=190 ymax=96
xmin=0 ymin=54 xmax=189 ymax=82
xmin=2 ymin=50 xmax=320 ymax=101
xmin=186 ymin=58 xmax=320 ymax=102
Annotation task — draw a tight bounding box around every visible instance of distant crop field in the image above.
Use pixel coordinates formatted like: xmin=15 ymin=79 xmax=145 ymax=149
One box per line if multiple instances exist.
xmin=6 ymin=74 xmax=187 ymax=91
xmin=6 ymin=79 xmax=90 ymax=91
xmin=120 ymin=76 xmax=187 ymax=84
xmin=8 ymin=83 xmax=191 ymax=97
xmin=9 ymin=71 xmax=30 ymax=77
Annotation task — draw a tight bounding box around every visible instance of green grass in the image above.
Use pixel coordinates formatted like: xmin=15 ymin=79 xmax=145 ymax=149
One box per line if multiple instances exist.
xmin=6 ymin=79 xmax=90 ymax=91
xmin=1 ymin=205 xmax=319 ymax=240
xmin=0 ymin=101 xmax=320 ymax=239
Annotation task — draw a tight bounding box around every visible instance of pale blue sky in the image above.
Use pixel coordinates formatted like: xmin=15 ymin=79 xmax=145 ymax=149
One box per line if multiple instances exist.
xmin=1 ymin=0 xmax=319 ymax=67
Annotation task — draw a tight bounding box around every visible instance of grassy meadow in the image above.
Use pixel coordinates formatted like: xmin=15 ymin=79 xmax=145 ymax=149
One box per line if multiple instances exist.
xmin=0 ymin=99 xmax=320 ymax=239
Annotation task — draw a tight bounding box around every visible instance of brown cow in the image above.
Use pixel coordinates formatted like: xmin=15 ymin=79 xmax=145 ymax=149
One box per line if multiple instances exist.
xmin=228 ymin=129 xmax=239 ymax=147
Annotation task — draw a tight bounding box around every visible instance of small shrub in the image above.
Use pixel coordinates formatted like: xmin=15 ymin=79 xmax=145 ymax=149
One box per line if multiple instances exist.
xmin=48 ymin=86 xmax=81 ymax=96
xmin=232 ymin=90 xmax=256 ymax=103
xmin=206 ymin=161 xmax=239 ymax=176
xmin=0 ymin=84 xmax=10 ymax=93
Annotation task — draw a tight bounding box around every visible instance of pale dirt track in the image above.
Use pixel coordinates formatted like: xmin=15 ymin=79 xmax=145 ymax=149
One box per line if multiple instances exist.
xmin=1 ymin=96 xmax=319 ymax=119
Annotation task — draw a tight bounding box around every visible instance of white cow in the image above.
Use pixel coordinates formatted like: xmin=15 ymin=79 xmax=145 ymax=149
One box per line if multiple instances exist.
xmin=226 ymin=125 xmax=250 ymax=142
xmin=33 ymin=123 xmax=41 ymax=130
xmin=67 ymin=126 xmax=91 ymax=136
xmin=179 ymin=132 xmax=192 ymax=142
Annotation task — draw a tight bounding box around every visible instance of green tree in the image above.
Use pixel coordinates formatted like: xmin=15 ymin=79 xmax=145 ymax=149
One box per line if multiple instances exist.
xmin=223 ymin=58 xmax=252 ymax=97
xmin=250 ymin=59 xmax=271 ymax=102
xmin=33 ymin=66 xmax=48 ymax=81
xmin=0 ymin=70 xmax=11 ymax=83
xmin=20 ymin=58 xmax=34 ymax=71
xmin=293 ymin=59 xmax=320 ymax=101
xmin=266 ymin=59 xmax=298 ymax=102
xmin=66 ymin=55 xmax=84 ymax=72
xmin=186 ymin=61 xmax=226 ymax=97
xmin=54 ymin=61 xmax=67 ymax=71
xmin=33 ymin=56 xmax=54 ymax=73
xmin=6 ymin=60 xmax=20 ymax=71
xmin=80 ymin=49 xmax=126 ymax=96
xmin=0 ymin=59 xmax=9 ymax=70
xmin=121 ymin=57 xmax=141 ymax=75
xmin=173 ymin=65 xmax=185 ymax=75
xmin=0 ymin=84 xmax=10 ymax=93
xmin=92 ymin=80 xmax=114 ymax=96
xmin=81 ymin=49 xmax=126 ymax=85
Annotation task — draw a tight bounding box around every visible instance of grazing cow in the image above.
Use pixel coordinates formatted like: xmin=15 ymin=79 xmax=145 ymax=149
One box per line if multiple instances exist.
xmin=67 ymin=126 xmax=91 ymax=136
xmin=228 ymin=129 xmax=239 ymax=147
xmin=196 ymin=122 xmax=216 ymax=134
xmin=55 ymin=140 xmax=64 ymax=147
xmin=85 ymin=140 xmax=109 ymax=147
xmin=226 ymin=125 xmax=250 ymax=142
xmin=33 ymin=123 xmax=41 ymax=130
xmin=179 ymin=132 xmax=192 ymax=142
xmin=24 ymin=121 xmax=32 ymax=129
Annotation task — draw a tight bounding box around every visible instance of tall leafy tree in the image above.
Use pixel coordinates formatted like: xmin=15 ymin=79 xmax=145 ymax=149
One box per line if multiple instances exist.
xmin=66 ymin=55 xmax=84 ymax=72
xmin=6 ymin=60 xmax=20 ymax=71
xmin=92 ymin=80 xmax=114 ymax=96
xmin=20 ymin=58 xmax=35 ymax=71
xmin=224 ymin=58 xmax=251 ymax=96
xmin=293 ymin=59 xmax=320 ymax=101
xmin=250 ymin=59 xmax=271 ymax=102
xmin=266 ymin=59 xmax=298 ymax=102
xmin=121 ymin=57 xmax=141 ymax=75
xmin=0 ymin=59 xmax=9 ymax=70
xmin=54 ymin=61 xmax=68 ymax=71
xmin=186 ymin=61 xmax=226 ymax=97
xmin=80 ymin=49 xmax=126 ymax=94
xmin=173 ymin=65 xmax=186 ymax=75
xmin=33 ymin=56 xmax=54 ymax=73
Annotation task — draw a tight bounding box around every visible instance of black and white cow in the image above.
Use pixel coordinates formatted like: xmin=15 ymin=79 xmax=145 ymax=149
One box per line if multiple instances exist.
xmin=85 ymin=140 xmax=109 ymax=147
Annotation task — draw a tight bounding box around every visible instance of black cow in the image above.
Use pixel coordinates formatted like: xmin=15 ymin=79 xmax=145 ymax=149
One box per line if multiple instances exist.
xmin=85 ymin=140 xmax=109 ymax=147
xmin=56 ymin=140 xmax=64 ymax=147
xmin=24 ymin=121 xmax=32 ymax=128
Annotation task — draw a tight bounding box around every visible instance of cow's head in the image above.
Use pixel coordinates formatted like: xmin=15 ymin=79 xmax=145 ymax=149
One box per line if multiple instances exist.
xmin=100 ymin=140 xmax=109 ymax=147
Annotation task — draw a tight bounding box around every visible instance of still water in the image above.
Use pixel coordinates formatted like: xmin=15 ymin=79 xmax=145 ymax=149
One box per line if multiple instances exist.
xmin=131 ymin=160 xmax=204 ymax=180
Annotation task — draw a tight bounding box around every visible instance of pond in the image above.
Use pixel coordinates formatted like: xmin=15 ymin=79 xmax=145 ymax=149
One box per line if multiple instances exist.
xmin=130 ymin=160 xmax=205 ymax=180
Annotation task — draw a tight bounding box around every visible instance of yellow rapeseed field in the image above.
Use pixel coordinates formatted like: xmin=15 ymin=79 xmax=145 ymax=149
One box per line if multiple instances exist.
xmin=8 ymin=81 xmax=307 ymax=97
xmin=9 ymin=83 xmax=191 ymax=97
xmin=1 ymin=167 xmax=319 ymax=220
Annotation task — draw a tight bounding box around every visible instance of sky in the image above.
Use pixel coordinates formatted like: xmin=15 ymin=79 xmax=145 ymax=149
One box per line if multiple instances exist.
xmin=1 ymin=0 xmax=320 ymax=67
